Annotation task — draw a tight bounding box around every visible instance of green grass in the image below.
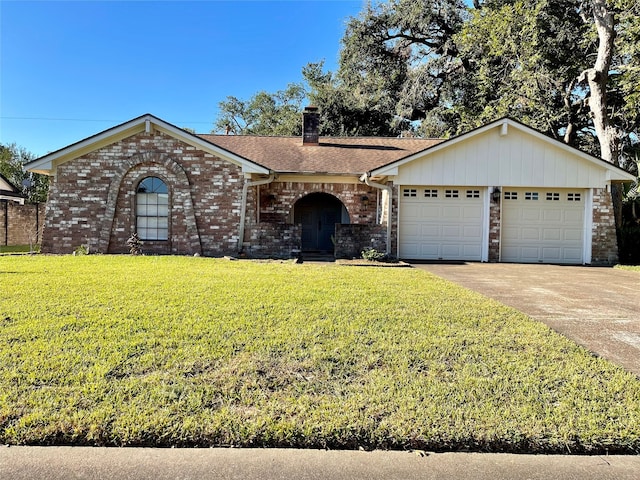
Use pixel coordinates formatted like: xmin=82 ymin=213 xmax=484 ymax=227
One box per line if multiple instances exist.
xmin=615 ymin=265 xmax=640 ymax=271
xmin=0 ymin=245 xmax=38 ymax=254
xmin=1 ymin=255 xmax=639 ymax=453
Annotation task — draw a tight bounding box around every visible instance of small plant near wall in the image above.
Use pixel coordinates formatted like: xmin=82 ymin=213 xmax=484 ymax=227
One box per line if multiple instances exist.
xmin=73 ymin=245 xmax=89 ymax=256
xmin=126 ymin=233 xmax=143 ymax=256
xmin=361 ymin=247 xmax=386 ymax=262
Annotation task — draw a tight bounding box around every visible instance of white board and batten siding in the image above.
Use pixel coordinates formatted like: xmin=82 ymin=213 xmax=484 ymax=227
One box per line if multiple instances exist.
xmin=399 ymin=186 xmax=488 ymax=261
xmin=389 ymin=126 xmax=612 ymax=189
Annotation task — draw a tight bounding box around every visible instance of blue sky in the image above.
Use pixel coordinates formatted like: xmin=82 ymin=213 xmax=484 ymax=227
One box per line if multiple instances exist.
xmin=0 ymin=0 xmax=363 ymax=157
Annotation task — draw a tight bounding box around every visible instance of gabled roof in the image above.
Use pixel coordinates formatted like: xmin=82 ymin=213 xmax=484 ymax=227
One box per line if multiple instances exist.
xmin=25 ymin=114 xmax=270 ymax=175
xmin=367 ymin=117 xmax=636 ymax=182
xmin=199 ymin=134 xmax=442 ymax=175
xmin=0 ymin=173 xmax=25 ymax=204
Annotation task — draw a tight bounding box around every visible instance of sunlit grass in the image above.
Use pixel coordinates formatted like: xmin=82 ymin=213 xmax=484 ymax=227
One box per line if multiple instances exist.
xmin=1 ymin=255 xmax=639 ymax=452
xmin=615 ymin=265 xmax=640 ymax=271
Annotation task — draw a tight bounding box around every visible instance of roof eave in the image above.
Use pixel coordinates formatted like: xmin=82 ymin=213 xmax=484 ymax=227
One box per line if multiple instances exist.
xmin=368 ymin=118 xmax=637 ymax=182
xmin=25 ymin=114 xmax=270 ymax=176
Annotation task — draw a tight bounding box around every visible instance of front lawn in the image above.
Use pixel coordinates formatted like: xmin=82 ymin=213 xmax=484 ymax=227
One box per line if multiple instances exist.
xmin=0 ymin=245 xmax=38 ymax=254
xmin=615 ymin=265 xmax=640 ymax=271
xmin=1 ymin=256 xmax=639 ymax=453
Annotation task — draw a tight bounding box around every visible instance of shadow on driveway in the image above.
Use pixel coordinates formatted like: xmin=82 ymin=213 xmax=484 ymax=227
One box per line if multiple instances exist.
xmin=412 ymin=263 xmax=640 ymax=377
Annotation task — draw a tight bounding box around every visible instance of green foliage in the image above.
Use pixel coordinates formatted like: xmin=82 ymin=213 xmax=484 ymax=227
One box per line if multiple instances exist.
xmin=73 ymin=245 xmax=89 ymax=256
xmin=1 ymin=256 xmax=639 ymax=451
xmin=361 ymin=247 xmax=386 ymax=262
xmin=0 ymin=143 xmax=49 ymax=204
xmin=213 ymin=83 xmax=306 ymax=135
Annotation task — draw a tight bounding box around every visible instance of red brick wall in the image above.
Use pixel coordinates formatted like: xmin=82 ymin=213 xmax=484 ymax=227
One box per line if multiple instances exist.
xmin=591 ymin=187 xmax=619 ymax=265
xmin=0 ymin=201 xmax=45 ymax=246
xmin=41 ymin=131 xmax=382 ymax=258
xmin=252 ymin=181 xmax=377 ymax=226
xmin=488 ymin=195 xmax=501 ymax=262
xmin=42 ymin=130 xmax=244 ymax=256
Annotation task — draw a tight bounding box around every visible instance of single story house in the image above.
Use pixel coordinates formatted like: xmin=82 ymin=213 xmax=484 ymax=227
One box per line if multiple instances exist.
xmin=26 ymin=109 xmax=635 ymax=264
xmin=1 ymin=173 xmax=25 ymax=205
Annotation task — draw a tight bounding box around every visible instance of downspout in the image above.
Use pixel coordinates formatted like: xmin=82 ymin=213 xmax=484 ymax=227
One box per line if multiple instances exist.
xmin=361 ymin=173 xmax=392 ymax=256
xmin=238 ymin=173 xmax=275 ymax=253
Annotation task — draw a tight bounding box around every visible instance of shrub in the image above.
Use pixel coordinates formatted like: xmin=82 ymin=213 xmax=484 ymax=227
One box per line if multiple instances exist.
xmin=361 ymin=247 xmax=386 ymax=262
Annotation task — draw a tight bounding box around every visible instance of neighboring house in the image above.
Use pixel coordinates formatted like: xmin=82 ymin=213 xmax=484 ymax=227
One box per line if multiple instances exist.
xmin=25 ymin=109 xmax=635 ymax=264
xmin=0 ymin=173 xmax=25 ymax=205
xmin=1 ymin=173 xmax=45 ymax=247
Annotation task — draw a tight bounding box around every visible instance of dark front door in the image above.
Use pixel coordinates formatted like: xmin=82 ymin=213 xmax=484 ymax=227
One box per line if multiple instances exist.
xmin=294 ymin=193 xmax=346 ymax=252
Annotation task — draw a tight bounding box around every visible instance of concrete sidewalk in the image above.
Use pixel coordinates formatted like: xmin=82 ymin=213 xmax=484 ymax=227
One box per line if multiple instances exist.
xmin=2 ymin=447 xmax=639 ymax=480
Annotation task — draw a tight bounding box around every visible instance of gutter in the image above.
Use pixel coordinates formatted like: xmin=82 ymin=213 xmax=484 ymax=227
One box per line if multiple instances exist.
xmin=360 ymin=173 xmax=392 ymax=256
xmin=238 ymin=173 xmax=275 ymax=253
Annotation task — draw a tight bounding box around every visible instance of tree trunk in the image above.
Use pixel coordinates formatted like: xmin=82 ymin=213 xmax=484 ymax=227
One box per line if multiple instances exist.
xmin=580 ymin=0 xmax=624 ymax=226
xmin=579 ymin=0 xmax=620 ymax=166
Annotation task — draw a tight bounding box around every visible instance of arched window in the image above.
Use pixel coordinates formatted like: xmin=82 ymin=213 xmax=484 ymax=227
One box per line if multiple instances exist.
xmin=136 ymin=177 xmax=168 ymax=240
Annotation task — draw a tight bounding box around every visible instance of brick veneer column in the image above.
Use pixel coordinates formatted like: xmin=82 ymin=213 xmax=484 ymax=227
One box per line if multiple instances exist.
xmin=591 ymin=187 xmax=619 ymax=265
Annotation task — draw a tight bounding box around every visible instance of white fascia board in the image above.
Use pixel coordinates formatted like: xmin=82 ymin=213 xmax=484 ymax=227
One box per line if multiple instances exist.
xmin=25 ymin=114 xmax=270 ymax=176
xmin=25 ymin=120 xmax=147 ymax=175
xmin=500 ymin=119 xmax=636 ymax=182
xmin=368 ymin=118 xmax=636 ymax=182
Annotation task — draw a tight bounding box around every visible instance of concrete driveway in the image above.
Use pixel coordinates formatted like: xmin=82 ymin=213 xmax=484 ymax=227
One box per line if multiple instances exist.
xmin=413 ymin=263 xmax=640 ymax=376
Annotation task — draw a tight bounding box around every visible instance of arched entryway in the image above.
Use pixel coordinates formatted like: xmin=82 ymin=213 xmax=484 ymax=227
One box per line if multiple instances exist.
xmin=294 ymin=193 xmax=349 ymax=253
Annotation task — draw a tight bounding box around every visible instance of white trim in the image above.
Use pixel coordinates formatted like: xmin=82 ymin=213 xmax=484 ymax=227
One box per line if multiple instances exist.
xmin=25 ymin=114 xmax=270 ymax=176
xmin=0 ymin=194 xmax=25 ymax=204
xmin=370 ymin=118 xmax=636 ymax=182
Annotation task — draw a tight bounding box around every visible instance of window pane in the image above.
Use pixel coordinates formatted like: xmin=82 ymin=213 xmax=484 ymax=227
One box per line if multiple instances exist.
xmin=136 ymin=177 xmax=169 ymax=241
xmin=147 ymin=204 xmax=158 ymax=216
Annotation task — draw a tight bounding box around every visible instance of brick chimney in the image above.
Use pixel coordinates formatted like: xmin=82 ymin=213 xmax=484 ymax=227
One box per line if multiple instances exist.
xmin=302 ymin=106 xmax=320 ymax=146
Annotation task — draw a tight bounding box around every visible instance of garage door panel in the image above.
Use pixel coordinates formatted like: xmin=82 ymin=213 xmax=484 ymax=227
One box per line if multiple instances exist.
xmin=442 ymin=206 xmax=463 ymax=218
xmin=541 ymin=247 xmax=562 ymax=261
xmin=421 ymin=205 xmax=440 ymax=219
xmin=399 ymin=186 xmax=485 ymax=261
xmin=543 ymin=209 xmax=563 ymax=222
xmin=522 ymin=209 xmax=543 ymax=221
xmin=502 ymin=188 xmax=585 ymax=264
xmin=542 ymin=229 xmax=562 ymax=241
xmin=442 ymin=225 xmax=462 ymax=237
xmin=563 ymin=248 xmax=583 ymax=262
xmin=403 ymin=224 xmax=420 ymax=237
xmin=564 ymin=210 xmax=583 ymax=223
xmin=420 ymin=244 xmax=441 ymax=257
xmin=463 ymin=225 xmax=482 ymax=237
xmin=563 ymin=229 xmax=582 ymax=241
xmin=521 ymin=228 xmax=542 ymax=241
xmin=421 ymin=224 xmax=440 ymax=236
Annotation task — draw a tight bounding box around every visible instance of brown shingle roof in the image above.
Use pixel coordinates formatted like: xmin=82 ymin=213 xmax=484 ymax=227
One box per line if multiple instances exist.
xmin=198 ymin=134 xmax=443 ymax=175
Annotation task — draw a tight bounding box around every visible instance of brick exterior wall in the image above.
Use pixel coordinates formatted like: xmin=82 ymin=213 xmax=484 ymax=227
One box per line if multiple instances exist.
xmin=591 ymin=187 xmax=619 ymax=265
xmin=334 ymin=224 xmax=387 ymax=259
xmin=42 ymin=130 xmax=243 ymax=256
xmin=252 ymin=181 xmax=377 ymax=226
xmin=40 ymin=131 xmax=383 ymax=258
xmin=488 ymin=196 xmax=501 ymax=262
xmin=0 ymin=201 xmax=45 ymax=246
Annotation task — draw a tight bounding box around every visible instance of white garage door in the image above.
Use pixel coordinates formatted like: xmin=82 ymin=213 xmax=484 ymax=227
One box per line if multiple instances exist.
xmin=399 ymin=186 xmax=485 ymax=261
xmin=501 ymin=188 xmax=586 ymax=264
